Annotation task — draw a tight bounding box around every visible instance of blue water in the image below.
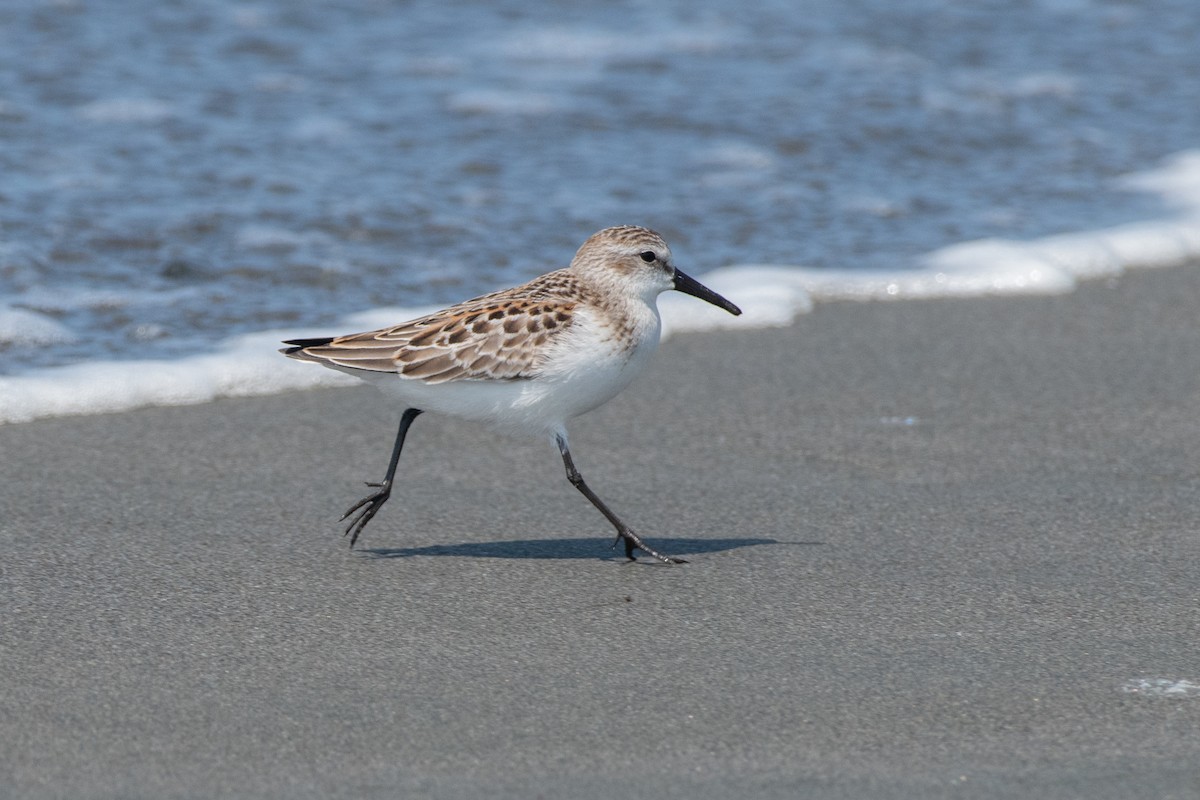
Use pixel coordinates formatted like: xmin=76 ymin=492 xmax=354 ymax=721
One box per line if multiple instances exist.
xmin=2 ymin=0 xmax=1199 ymax=374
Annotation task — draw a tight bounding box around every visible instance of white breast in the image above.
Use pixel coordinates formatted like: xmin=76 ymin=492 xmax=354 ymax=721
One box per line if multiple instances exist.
xmin=368 ymin=300 xmax=663 ymax=438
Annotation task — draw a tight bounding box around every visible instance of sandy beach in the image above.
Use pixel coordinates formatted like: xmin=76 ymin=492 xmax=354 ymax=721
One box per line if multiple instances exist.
xmin=3 ymin=265 xmax=1200 ymax=799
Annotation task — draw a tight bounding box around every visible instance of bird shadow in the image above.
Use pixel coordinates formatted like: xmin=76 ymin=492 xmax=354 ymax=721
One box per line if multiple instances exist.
xmin=359 ymin=536 xmax=812 ymax=561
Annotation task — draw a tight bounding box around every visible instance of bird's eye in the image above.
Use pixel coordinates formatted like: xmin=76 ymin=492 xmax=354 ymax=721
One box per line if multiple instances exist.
xmin=639 ymin=251 xmax=656 ymax=263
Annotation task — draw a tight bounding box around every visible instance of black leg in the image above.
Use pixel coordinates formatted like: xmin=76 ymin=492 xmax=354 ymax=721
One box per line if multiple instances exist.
xmin=555 ymin=433 xmax=686 ymax=564
xmin=341 ymin=408 xmax=422 ymax=548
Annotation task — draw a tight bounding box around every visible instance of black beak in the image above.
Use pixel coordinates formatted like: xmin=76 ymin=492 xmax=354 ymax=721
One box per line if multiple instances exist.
xmin=672 ymin=268 xmax=742 ymax=316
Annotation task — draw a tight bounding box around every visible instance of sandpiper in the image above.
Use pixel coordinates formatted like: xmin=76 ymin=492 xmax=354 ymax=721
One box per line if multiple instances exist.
xmin=281 ymin=225 xmax=741 ymax=563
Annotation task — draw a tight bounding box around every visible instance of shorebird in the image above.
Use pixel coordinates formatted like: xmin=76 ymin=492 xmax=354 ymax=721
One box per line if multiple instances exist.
xmin=281 ymin=225 xmax=741 ymax=563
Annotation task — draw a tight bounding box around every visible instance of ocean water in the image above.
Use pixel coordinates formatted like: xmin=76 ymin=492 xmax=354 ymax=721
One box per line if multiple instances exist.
xmin=2 ymin=0 xmax=1200 ymax=422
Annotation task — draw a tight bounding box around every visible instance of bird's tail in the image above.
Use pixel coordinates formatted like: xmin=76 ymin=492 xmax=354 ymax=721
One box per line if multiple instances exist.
xmin=280 ymin=337 xmax=335 ymax=358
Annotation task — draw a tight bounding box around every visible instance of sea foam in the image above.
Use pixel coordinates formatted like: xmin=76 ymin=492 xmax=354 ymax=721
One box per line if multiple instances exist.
xmin=667 ymin=150 xmax=1200 ymax=334
xmin=0 ymin=307 xmax=76 ymax=347
xmin=2 ymin=151 xmax=1199 ymax=425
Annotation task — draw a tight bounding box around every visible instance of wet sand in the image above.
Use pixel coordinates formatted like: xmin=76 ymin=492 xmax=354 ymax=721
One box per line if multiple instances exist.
xmin=3 ymin=265 xmax=1200 ymax=799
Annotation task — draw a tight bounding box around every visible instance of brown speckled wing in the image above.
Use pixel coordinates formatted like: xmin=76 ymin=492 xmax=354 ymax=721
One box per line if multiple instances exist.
xmin=288 ymin=271 xmax=582 ymax=383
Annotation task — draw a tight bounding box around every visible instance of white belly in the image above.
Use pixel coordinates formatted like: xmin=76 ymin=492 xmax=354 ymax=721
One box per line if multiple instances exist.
xmin=366 ymin=303 xmax=662 ymax=437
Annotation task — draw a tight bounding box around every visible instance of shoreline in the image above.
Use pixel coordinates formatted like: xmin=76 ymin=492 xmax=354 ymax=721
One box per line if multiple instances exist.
xmin=4 ymin=145 xmax=1200 ymax=428
xmin=4 ymin=264 xmax=1200 ymax=798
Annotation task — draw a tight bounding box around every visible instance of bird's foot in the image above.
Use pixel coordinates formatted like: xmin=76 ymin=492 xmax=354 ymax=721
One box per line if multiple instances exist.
xmin=611 ymin=530 xmax=687 ymax=565
xmin=340 ymin=483 xmax=392 ymax=548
